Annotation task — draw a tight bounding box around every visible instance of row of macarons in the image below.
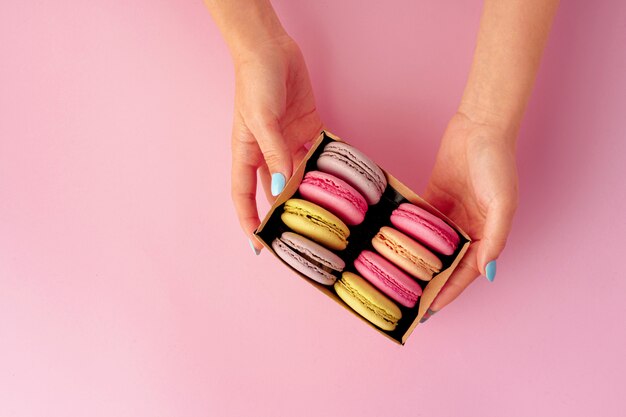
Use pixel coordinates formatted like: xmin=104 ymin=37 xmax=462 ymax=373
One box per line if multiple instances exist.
xmin=271 ymin=141 xmax=461 ymax=330
xmin=273 ymin=203 xmax=459 ymax=331
xmin=285 ymin=141 xmax=461 ymax=260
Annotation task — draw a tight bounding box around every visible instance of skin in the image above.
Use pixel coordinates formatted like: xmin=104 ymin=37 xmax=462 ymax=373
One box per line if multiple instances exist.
xmin=204 ymin=0 xmax=322 ymax=238
xmin=205 ymin=0 xmax=559 ymax=313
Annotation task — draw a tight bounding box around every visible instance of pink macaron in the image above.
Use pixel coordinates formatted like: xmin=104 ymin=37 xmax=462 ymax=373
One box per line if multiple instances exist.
xmin=390 ymin=203 xmax=460 ymax=256
xmin=298 ymin=171 xmax=368 ymax=225
xmin=354 ymin=250 xmax=423 ymax=308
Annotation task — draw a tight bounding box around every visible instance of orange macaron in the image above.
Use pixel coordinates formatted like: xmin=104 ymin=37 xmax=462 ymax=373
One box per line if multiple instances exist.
xmin=372 ymin=226 xmax=442 ymax=281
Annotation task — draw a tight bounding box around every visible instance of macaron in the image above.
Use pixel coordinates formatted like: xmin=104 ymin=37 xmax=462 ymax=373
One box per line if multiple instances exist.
xmin=390 ymin=203 xmax=460 ymax=255
xmin=354 ymin=250 xmax=423 ymax=308
xmin=272 ymin=232 xmax=345 ymax=285
xmin=298 ymin=171 xmax=368 ymax=225
xmin=317 ymin=141 xmax=387 ymax=205
xmin=281 ymin=199 xmax=350 ymax=251
xmin=372 ymin=226 xmax=442 ymax=281
xmin=334 ymin=272 xmax=402 ymax=331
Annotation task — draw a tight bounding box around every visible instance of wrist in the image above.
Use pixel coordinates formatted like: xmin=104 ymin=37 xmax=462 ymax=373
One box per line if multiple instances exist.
xmin=228 ymin=25 xmax=289 ymax=61
xmin=459 ymin=92 xmax=523 ymax=127
xmin=231 ymin=32 xmax=295 ymax=68
xmin=206 ymin=0 xmax=289 ymax=63
xmin=457 ymin=98 xmax=522 ymax=144
xmin=451 ymin=106 xmax=518 ymax=152
xmin=219 ymin=6 xmax=289 ymax=63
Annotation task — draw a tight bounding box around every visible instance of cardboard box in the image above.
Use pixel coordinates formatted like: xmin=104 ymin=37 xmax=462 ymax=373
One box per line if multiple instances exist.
xmin=254 ymin=131 xmax=470 ymax=344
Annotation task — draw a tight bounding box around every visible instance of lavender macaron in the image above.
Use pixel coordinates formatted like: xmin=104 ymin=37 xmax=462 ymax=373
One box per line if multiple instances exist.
xmin=317 ymin=142 xmax=387 ymax=205
xmin=272 ymin=232 xmax=345 ymax=285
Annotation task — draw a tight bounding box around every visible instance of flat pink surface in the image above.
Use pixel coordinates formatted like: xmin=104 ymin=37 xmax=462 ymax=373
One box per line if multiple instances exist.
xmin=1 ymin=1 xmax=625 ymax=416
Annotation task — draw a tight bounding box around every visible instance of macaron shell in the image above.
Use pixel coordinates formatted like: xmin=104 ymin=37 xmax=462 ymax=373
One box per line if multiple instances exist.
xmin=272 ymin=238 xmax=338 ymax=285
xmin=372 ymin=226 xmax=442 ymax=281
xmin=317 ymin=142 xmax=387 ymax=205
xmin=299 ymin=171 xmax=367 ymax=225
xmin=280 ymin=232 xmax=345 ymax=271
xmin=354 ymin=250 xmax=423 ymax=308
xmin=334 ymin=272 xmax=402 ymax=331
xmin=281 ymin=199 xmax=349 ymax=251
xmin=390 ymin=203 xmax=460 ymax=255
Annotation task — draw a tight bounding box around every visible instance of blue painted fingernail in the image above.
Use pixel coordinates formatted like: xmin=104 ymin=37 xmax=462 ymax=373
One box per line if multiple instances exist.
xmin=420 ymin=308 xmax=437 ymax=323
xmin=271 ymin=173 xmax=286 ymax=196
xmin=486 ymin=260 xmax=497 ymax=282
xmin=249 ymin=239 xmax=260 ymax=256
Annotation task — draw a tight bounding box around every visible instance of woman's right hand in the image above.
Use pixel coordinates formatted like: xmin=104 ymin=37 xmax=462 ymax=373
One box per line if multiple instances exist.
xmin=422 ymin=109 xmax=519 ymax=317
xmin=230 ymin=35 xmax=323 ymax=253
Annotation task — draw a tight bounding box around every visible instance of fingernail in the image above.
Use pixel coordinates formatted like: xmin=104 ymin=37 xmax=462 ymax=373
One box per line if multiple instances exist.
xmin=271 ymin=173 xmax=286 ymax=196
xmin=485 ymin=260 xmax=497 ymax=282
xmin=420 ymin=308 xmax=437 ymax=323
xmin=249 ymin=239 xmax=261 ymax=256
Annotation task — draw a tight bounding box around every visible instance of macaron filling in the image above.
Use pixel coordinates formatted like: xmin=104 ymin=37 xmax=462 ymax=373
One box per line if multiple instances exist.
xmin=357 ymin=254 xmax=421 ymax=305
xmin=320 ymin=148 xmax=386 ymax=196
xmin=280 ymin=236 xmax=338 ymax=274
xmin=272 ymin=239 xmax=337 ymax=279
xmin=301 ymin=173 xmax=367 ymax=215
xmin=374 ymin=231 xmax=441 ymax=276
xmin=335 ymin=279 xmax=400 ymax=327
xmin=283 ymin=204 xmax=348 ymax=242
xmin=393 ymin=207 xmax=458 ymax=249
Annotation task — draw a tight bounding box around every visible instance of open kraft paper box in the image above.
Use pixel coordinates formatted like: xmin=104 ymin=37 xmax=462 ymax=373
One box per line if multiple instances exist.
xmin=254 ymin=131 xmax=471 ymax=345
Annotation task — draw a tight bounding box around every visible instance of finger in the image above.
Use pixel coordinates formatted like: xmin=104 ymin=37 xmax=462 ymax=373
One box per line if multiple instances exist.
xmin=429 ymin=242 xmax=481 ymax=312
xmin=259 ymin=145 xmax=310 ymax=204
xmin=248 ymin=115 xmax=292 ymax=196
xmin=231 ymin=130 xmax=264 ymax=253
xmin=476 ymin=196 xmax=518 ymax=277
xmin=258 ymin=163 xmax=273 ymax=203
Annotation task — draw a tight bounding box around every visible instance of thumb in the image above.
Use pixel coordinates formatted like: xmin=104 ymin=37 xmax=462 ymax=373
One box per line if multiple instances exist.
xmin=477 ymin=196 xmax=517 ymax=281
xmin=248 ymin=115 xmax=292 ymax=196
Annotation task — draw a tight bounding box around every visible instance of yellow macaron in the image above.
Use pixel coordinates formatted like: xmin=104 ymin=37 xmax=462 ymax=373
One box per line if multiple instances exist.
xmin=334 ymin=272 xmax=402 ymax=331
xmin=281 ymin=199 xmax=350 ymax=250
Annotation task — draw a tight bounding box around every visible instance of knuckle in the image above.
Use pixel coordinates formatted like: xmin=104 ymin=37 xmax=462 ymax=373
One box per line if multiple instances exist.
xmin=260 ymin=148 xmax=284 ymax=168
xmin=231 ymin=188 xmax=256 ymax=205
xmin=235 ymin=150 xmax=259 ymax=167
xmin=458 ymin=259 xmax=481 ymax=277
xmin=498 ymin=236 xmax=509 ymax=251
xmin=485 ymin=235 xmax=508 ymax=253
xmin=232 ymin=141 xmax=261 ymax=167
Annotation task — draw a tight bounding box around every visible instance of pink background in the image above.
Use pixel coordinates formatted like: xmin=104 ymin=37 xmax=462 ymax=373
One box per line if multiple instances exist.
xmin=1 ymin=1 xmax=625 ymax=416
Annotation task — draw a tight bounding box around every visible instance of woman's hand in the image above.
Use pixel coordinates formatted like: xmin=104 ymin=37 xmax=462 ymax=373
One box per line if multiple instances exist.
xmin=230 ymin=36 xmax=323 ymax=253
xmin=423 ymin=110 xmax=519 ymax=316
xmin=419 ymin=0 xmax=558 ymax=320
